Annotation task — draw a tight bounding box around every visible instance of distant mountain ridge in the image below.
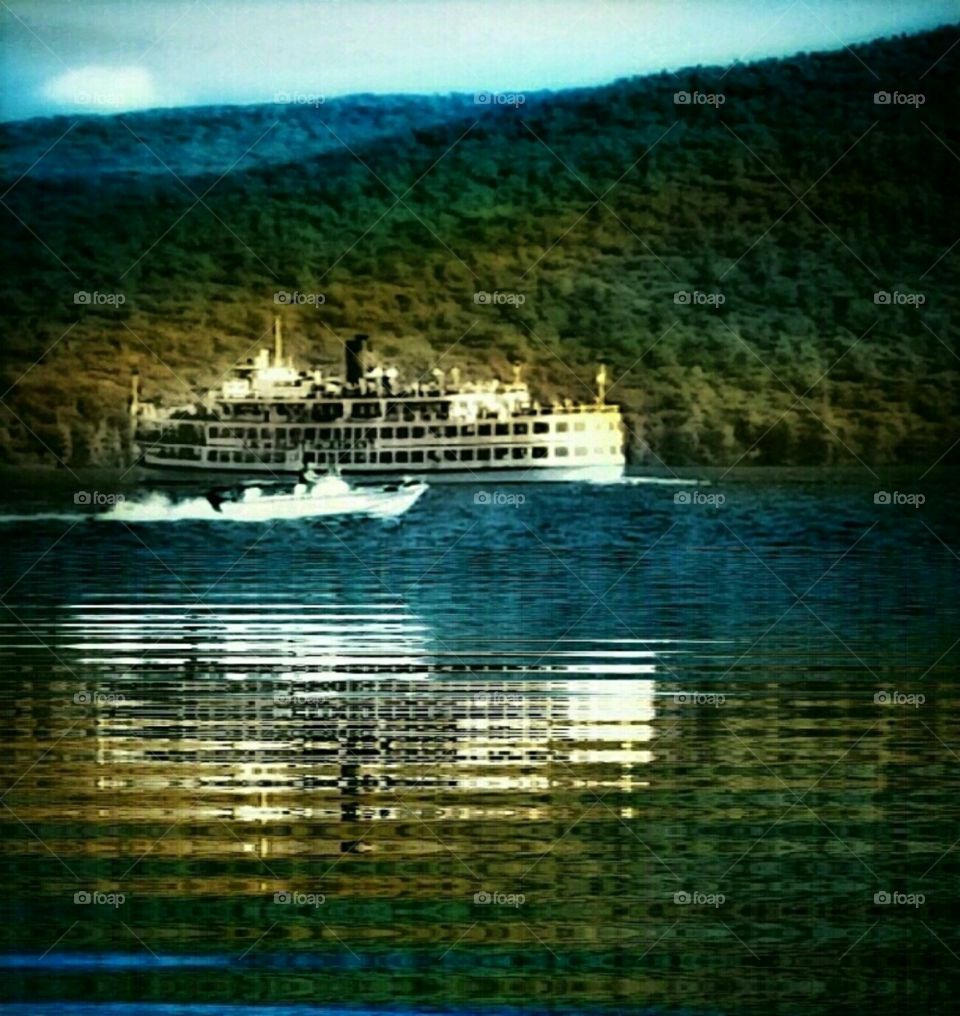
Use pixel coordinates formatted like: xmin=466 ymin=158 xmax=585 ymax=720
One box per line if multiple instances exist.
xmin=0 ymin=25 xmax=957 ymax=467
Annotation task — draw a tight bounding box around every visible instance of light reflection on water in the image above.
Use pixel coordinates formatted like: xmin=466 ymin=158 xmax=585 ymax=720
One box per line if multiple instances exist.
xmin=9 ymin=599 xmax=664 ymax=828
xmin=1 ymin=475 xmax=959 ymax=1014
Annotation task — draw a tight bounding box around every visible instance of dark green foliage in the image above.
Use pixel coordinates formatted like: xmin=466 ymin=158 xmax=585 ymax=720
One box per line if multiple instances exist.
xmin=0 ymin=27 xmax=957 ymax=466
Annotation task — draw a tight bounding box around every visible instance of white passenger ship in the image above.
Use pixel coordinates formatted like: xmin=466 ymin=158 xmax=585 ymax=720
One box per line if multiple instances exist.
xmin=132 ymin=320 xmax=625 ymax=482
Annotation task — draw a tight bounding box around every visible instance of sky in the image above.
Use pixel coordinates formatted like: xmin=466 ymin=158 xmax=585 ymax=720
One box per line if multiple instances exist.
xmin=1 ymin=0 xmax=957 ymax=121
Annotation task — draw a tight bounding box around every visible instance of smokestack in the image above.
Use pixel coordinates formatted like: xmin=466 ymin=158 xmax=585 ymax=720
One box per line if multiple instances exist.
xmin=345 ymin=334 xmax=368 ymax=385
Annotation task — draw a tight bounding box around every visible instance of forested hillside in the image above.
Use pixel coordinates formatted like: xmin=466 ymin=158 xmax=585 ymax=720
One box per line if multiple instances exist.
xmin=0 ymin=26 xmax=957 ymax=466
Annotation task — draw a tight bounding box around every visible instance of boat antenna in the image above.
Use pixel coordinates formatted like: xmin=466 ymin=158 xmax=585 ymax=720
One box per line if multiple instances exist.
xmin=274 ymin=316 xmax=283 ymax=366
xmin=596 ymin=363 xmax=607 ymax=405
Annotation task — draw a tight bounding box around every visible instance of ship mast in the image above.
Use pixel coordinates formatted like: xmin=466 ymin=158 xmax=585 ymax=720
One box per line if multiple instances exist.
xmin=595 ymin=363 xmax=607 ymax=405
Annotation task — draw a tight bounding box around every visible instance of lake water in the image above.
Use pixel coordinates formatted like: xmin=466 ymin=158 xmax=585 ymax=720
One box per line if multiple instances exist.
xmin=1 ymin=468 xmax=958 ymax=1014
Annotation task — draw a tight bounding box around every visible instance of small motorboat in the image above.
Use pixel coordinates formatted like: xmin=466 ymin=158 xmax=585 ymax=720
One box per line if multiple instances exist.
xmin=98 ymin=472 xmax=427 ymax=523
xmin=204 ymin=472 xmax=427 ymax=521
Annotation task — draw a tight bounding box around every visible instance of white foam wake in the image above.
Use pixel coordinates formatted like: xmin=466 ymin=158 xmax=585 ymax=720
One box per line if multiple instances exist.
xmin=99 ymin=492 xmax=225 ymax=522
xmin=0 ymin=512 xmax=88 ymax=524
xmin=622 ymin=476 xmax=707 ymax=486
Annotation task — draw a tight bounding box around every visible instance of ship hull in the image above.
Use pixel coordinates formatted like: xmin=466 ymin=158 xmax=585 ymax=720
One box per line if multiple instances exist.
xmin=136 ymin=462 xmax=624 ymax=484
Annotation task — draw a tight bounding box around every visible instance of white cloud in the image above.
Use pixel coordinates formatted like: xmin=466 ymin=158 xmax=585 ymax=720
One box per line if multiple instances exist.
xmin=42 ymin=66 xmax=156 ymax=112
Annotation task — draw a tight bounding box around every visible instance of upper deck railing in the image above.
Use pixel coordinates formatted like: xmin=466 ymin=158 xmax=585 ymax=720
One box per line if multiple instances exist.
xmin=145 ymin=399 xmax=622 ymax=426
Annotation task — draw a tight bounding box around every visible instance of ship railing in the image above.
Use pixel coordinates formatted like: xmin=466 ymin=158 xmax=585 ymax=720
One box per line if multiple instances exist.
xmin=375 ymin=403 xmax=619 ymax=423
xmin=146 ymin=400 xmax=621 ymax=429
xmin=536 ymin=403 xmax=621 ymax=415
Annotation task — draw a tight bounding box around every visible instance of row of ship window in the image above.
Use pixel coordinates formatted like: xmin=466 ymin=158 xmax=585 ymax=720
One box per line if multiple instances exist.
xmin=207 ymin=420 xmax=605 ymax=441
xmin=196 ymin=445 xmax=618 ymax=465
